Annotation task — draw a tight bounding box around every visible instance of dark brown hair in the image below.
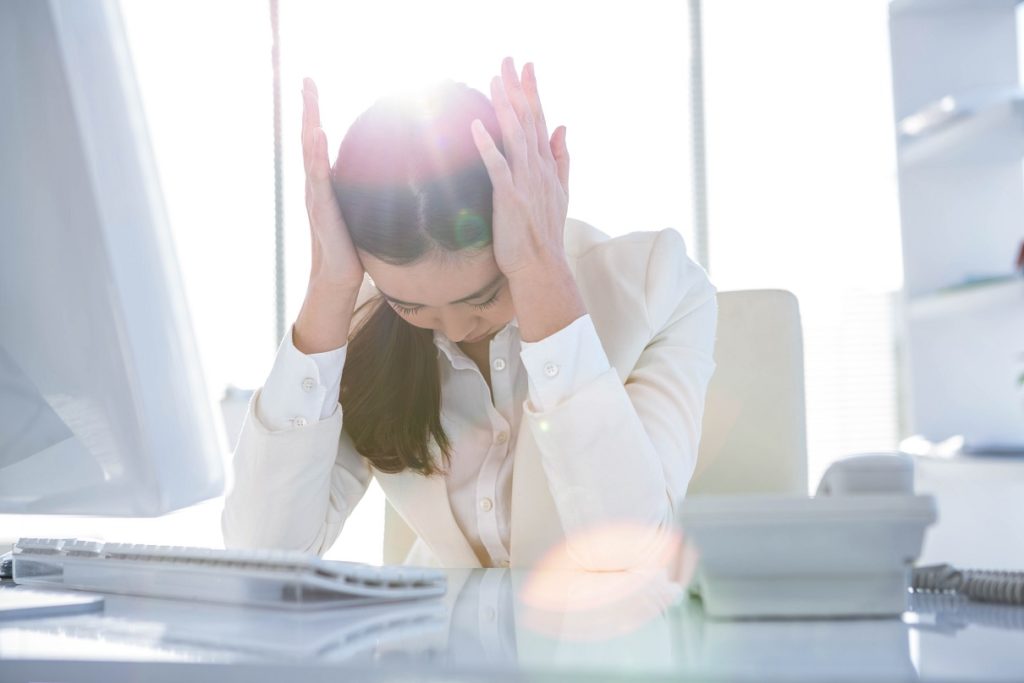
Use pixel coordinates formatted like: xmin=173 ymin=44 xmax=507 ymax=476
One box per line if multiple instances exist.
xmin=332 ymin=80 xmax=503 ymax=475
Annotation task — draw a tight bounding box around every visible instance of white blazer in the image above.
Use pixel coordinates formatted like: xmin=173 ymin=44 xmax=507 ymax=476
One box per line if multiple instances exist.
xmin=222 ymin=217 xmax=717 ymax=571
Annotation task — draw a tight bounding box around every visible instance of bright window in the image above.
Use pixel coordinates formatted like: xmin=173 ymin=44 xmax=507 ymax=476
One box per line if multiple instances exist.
xmin=3 ymin=1 xmax=905 ymax=555
xmin=702 ymin=0 xmax=903 ymax=485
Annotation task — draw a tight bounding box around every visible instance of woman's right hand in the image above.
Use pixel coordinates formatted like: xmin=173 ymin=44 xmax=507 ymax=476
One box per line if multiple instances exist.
xmin=301 ymin=77 xmax=364 ymax=292
xmin=294 ymin=78 xmax=364 ymax=354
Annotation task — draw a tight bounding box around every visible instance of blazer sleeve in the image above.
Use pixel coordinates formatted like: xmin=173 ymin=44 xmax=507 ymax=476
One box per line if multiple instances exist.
xmin=521 ymin=228 xmax=718 ymax=570
xmin=221 ymin=387 xmax=372 ymax=555
xmin=221 ymin=285 xmax=378 ymax=555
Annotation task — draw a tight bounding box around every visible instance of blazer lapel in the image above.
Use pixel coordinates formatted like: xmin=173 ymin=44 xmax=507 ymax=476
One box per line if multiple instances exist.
xmin=373 ymin=467 xmax=481 ymax=568
xmin=509 ymin=412 xmax=569 ymax=568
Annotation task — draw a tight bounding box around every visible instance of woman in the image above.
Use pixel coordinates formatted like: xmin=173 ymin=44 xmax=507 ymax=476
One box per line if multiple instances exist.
xmin=222 ymin=57 xmax=718 ymax=571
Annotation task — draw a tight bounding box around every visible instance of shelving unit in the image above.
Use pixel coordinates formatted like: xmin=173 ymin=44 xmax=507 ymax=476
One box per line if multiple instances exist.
xmin=908 ymin=277 xmax=1024 ymax=321
xmin=889 ymin=0 xmax=1024 ymax=450
xmin=897 ymin=87 xmax=1024 ymax=167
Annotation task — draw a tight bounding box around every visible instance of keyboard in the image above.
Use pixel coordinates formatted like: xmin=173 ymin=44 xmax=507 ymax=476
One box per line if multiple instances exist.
xmin=10 ymin=537 xmax=446 ymax=609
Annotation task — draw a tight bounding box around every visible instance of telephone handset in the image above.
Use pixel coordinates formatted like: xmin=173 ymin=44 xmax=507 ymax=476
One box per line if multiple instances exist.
xmin=815 ymin=452 xmax=915 ymax=496
xmin=679 ymin=453 xmax=938 ymax=619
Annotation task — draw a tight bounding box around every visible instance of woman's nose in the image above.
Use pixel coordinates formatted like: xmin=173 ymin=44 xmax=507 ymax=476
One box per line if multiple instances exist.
xmin=438 ymin=310 xmax=475 ymax=342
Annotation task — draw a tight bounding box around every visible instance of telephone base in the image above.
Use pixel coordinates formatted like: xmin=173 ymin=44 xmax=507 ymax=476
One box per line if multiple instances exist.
xmin=694 ymin=570 xmax=910 ymax=619
xmin=679 ymin=493 xmax=937 ymax=620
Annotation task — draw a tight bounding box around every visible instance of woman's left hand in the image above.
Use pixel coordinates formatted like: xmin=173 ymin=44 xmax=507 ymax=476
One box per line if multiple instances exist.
xmin=470 ymin=57 xmax=571 ymax=278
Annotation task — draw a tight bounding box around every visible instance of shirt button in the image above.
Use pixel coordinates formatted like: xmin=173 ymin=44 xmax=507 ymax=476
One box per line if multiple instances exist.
xmin=495 ymin=431 xmax=508 ymax=445
xmin=483 ymin=606 xmax=497 ymax=621
xmin=497 ymin=559 xmax=510 ymax=568
xmin=543 ymin=362 xmax=559 ymax=378
xmin=301 ymin=377 xmax=316 ymax=392
xmin=492 ymin=358 xmax=506 ymax=372
xmin=293 ymin=416 xmax=308 ymax=427
xmin=479 ymin=498 xmax=493 ymax=512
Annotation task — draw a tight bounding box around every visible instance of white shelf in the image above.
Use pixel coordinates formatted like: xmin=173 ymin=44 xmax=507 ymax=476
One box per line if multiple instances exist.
xmin=908 ymin=277 xmax=1024 ymax=320
xmin=890 ymin=0 xmax=1020 ymax=14
xmin=897 ymin=88 xmax=1024 ymax=167
xmin=891 ymin=1 xmax=1024 ymax=459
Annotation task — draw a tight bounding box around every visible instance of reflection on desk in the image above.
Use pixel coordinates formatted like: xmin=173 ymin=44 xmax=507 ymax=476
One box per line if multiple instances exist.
xmin=2 ymin=568 xmax=1024 ymax=682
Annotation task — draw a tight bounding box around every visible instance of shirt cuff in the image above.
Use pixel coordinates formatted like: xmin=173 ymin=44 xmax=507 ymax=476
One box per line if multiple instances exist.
xmin=255 ymin=323 xmax=347 ymax=431
xmin=518 ymin=313 xmax=612 ymax=412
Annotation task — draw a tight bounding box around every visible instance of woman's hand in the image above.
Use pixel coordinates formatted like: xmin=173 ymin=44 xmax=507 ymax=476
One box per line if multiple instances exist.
xmin=301 ymin=77 xmax=364 ymax=292
xmin=294 ymin=78 xmax=364 ymax=354
xmin=470 ymin=57 xmax=571 ymax=278
xmin=470 ymin=58 xmax=585 ymax=343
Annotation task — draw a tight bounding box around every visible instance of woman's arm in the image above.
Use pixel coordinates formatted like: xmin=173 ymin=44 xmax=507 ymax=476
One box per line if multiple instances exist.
xmin=221 ymin=78 xmax=373 ymax=554
xmin=221 ymin=319 xmax=373 ymax=555
xmin=467 ymin=57 xmax=715 ymax=569
xmin=222 ymin=393 xmax=372 ymax=555
xmin=518 ymin=228 xmax=717 ymax=571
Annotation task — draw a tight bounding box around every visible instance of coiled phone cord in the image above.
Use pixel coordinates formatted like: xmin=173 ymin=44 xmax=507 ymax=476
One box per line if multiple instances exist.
xmin=912 ymin=564 xmax=1024 ymax=606
xmin=909 ymin=591 xmax=1024 ymax=632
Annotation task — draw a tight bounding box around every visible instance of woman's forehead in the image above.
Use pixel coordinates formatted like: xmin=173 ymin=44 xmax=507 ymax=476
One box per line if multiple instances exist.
xmin=361 ymin=248 xmax=501 ymax=307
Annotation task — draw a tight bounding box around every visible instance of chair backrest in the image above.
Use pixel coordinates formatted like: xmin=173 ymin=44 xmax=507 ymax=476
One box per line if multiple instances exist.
xmin=383 ymin=289 xmax=809 ymax=563
xmin=688 ymin=289 xmax=808 ymax=495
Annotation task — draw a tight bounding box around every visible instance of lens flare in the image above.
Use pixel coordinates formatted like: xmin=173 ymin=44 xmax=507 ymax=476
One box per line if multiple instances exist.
xmin=515 ymin=523 xmax=692 ymax=640
xmin=453 ymin=208 xmax=487 ymax=248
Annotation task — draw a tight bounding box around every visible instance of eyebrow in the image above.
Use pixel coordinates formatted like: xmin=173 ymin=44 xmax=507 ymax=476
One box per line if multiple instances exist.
xmin=378 ymin=273 xmax=505 ymax=307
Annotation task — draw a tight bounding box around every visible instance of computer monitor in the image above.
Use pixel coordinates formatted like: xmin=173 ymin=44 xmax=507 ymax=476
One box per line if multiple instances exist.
xmin=0 ymin=0 xmax=224 ymax=515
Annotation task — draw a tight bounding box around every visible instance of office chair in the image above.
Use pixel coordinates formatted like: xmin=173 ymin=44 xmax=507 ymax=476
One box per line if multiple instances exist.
xmin=687 ymin=289 xmax=808 ymax=496
xmin=382 ymin=289 xmax=809 ymax=564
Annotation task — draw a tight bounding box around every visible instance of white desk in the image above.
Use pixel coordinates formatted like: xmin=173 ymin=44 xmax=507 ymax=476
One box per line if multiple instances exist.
xmin=0 ymin=563 xmax=1023 ymax=682
xmin=2 ymin=455 xmax=1023 ymax=681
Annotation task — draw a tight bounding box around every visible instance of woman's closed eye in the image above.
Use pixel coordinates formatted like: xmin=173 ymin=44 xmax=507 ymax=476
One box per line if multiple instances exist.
xmin=388 ymin=287 xmax=503 ymax=316
xmin=471 ymin=288 xmax=502 ymax=310
xmin=389 ymin=301 xmax=424 ymax=316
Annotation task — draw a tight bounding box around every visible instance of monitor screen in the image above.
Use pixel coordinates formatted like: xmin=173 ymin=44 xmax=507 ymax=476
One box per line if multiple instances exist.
xmin=0 ymin=0 xmax=224 ymax=514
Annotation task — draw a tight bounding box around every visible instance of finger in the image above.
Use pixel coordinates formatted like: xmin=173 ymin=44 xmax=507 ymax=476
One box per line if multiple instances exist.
xmin=550 ymin=125 xmax=569 ymax=194
xmin=303 ymin=76 xmax=319 ymax=101
xmin=309 ymin=127 xmax=330 ymax=182
xmin=303 ymin=77 xmax=321 ymax=122
xmin=307 ymin=127 xmax=337 ymax=218
xmin=500 ymin=57 xmax=538 ymax=166
xmin=490 ymin=75 xmax=528 ymax=185
xmin=522 ymin=62 xmax=554 ymax=164
xmin=470 ymin=118 xmax=513 ymax=195
xmin=302 ymin=78 xmax=322 ymax=171
xmin=301 ymin=90 xmax=313 ymax=171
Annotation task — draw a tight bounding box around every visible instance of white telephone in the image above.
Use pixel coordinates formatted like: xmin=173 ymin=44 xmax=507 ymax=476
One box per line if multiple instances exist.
xmin=815 ymin=452 xmax=916 ymax=496
xmin=679 ymin=453 xmax=938 ymax=619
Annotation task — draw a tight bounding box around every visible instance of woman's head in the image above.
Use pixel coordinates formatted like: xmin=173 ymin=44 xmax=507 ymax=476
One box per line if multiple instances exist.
xmin=331 ymin=80 xmax=513 ymax=343
xmin=333 ymin=79 xmax=509 ymax=475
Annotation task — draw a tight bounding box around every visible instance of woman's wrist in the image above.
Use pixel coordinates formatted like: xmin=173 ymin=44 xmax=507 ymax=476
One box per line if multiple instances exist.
xmin=507 ymin=258 xmax=586 ymax=343
xmin=293 ymin=280 xmax=360 ymax=354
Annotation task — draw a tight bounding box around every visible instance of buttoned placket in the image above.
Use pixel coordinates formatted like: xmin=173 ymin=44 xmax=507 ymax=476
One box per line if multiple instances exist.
xmin=472 ymin=324 xmax=518 ymax=567
xmin=476 ymin=568 xmax=516 ymax=660
xmin=433 ymin=319 xmax=524 ymax=568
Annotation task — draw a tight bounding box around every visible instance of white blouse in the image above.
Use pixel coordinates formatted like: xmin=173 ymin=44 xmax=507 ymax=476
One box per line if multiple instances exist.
xmin=257 ymin=312 xmax=613 ymax=567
